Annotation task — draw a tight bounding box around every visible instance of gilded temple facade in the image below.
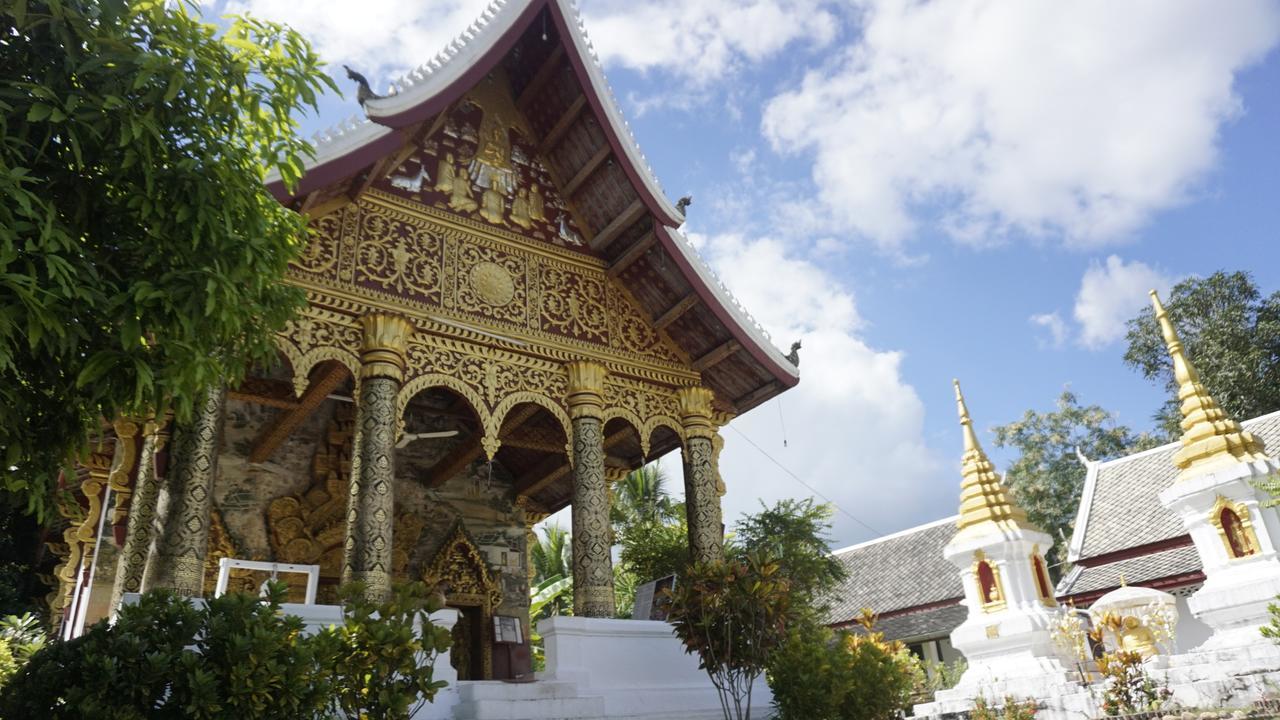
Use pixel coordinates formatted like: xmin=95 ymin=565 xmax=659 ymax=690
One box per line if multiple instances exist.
xmin=49 ymin=0 xmax=799 ymax=681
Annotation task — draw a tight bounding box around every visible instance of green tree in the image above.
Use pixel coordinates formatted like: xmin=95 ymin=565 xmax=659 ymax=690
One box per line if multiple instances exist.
xmin=666 ymin=552 xmax=792 ymax=720
xmin=730 ymin=498 xmax=847 ymax=613
xmin=610 ymin=462 xmax=677 ymax=533
xmin=1124 ymin=271 xmax=1280 ymax=435
xmin=617 ymin=506 xmax=690 ymax=585
xmin=531 ymin=524 xmax=572 ymax=619
xmin=994 ymin=391 xmax=1159 ymax=568
xmin=0 ymin=0 xmax=335 ymax=517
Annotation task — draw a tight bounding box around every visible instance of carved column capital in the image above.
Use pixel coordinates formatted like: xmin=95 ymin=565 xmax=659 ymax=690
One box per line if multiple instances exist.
xmin=360 ymin=313 xmax=414 ymax=381
xmin=677 ymin=386 xmax=716 ymax=439
xmin=565 ymin=360 xmax=608 ymax=419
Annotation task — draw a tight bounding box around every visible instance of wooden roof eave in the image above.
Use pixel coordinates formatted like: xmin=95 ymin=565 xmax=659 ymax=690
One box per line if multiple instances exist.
xmin=655 ymin=225 xmax=799 ymax=400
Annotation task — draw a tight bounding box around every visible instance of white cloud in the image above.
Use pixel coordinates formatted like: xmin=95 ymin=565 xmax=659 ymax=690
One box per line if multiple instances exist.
xmin=223 ymin=0 xmax=492 ymax=81
xmin=686 ymin=230 xmax=947 ymax=543
xmin=763 ymin=0 xmax=1280 ymax=252
xmin=1073 ymin=255 xmax=1175 ymax=349
xmin=1029 ymin=312 xmax=1068 ymax=349
xmin=222 ymin=0 xmax=838 ymax=89
xmin=582 ymin=0 xmax=838 ymax=84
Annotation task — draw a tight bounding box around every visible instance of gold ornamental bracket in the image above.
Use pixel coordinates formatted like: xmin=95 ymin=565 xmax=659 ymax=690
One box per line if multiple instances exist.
xmin=676 ymin=386 xmax=716 ymax=440
xmin=1149 ymin=291 xmax=1270 ymax=480
xmin=360 ymin=312 xmax=415 ymax=382
xmin=566 ymin=360 xmax=608 ymax=420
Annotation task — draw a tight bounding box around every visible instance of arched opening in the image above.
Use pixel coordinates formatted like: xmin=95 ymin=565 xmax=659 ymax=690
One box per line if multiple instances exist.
xmin=1032 ymin=553 xmax=1054 ymax=603
xmin=975 ymin=558 xmax=1002 ymax=609
xmin=1220 ymin=506 xmax=1256 ymax=559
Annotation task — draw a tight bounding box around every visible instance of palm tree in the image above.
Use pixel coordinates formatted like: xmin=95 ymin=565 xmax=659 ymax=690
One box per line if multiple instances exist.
xmin=530 ymin=524 xmax=572 ymax=618
xmin=611 ymin=461 xmax=676 ymax=532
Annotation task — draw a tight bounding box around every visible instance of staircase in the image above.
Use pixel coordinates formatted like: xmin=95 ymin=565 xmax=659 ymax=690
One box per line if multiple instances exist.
xmin=453 ymin=680 xmax=606 ymax=720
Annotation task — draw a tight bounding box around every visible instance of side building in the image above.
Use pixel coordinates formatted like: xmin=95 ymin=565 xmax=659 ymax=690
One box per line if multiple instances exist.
xmin=825 ymin=516 xmax=966 ymax=667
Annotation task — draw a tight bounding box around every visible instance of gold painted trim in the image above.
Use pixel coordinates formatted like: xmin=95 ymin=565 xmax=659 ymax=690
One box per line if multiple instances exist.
xmin=1029 ymin=545 xmax=1057 ymax=608
xmin=1208 ymin=495 xmax=1261 ymax=560
xmin=363 ymin=188 xmax=608 ymax=269
xmin=972 ymin=550 xmax=1007 ymax=613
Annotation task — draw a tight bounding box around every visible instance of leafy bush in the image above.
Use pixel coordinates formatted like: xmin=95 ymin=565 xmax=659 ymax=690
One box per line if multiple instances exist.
xmin=667 ymin=552 xmax=791 ymax=720
xmin=1096 ymin=649 xmax=1170 ymax=716
xmin=972 ymin=695 xmax=1039 ymax=720
xmin=0 ymin=581 xmax=450 ymax=719
xmin=915 ymin=658 xmax=967 ymax=701
xmin=325 ymin=581 xmax=452 ymax=720
xmin=767 ymin=611 xmax=920 ymax=720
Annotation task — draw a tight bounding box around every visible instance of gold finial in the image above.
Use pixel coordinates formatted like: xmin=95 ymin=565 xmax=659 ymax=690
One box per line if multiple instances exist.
xmin=1149 ymin=291 xmax=1268 ymax=479
xmin=953 ymin=380 xmax=1038 ymax=537
xmin=1119 ymin=573 xmax=1127 ymax=587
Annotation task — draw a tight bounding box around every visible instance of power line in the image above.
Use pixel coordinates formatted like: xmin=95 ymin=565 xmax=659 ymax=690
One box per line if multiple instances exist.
xmin=725 ymin=425 xmax=882 ymax=537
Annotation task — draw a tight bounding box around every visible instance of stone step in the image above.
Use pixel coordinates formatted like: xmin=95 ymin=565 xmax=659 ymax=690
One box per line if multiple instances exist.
xmin=452 ymin=696 xmax=607 ymax=720
xmin=458 ymin=681 xmax=583 ymax=702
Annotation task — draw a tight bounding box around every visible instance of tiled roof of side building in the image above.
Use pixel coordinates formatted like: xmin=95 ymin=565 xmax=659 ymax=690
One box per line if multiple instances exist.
xmin=851 ymin=603 xmax=969 ymax=643
xmin=1070 ymin=410 xmax=1280 ymax=562
xmin=823 ymin=516 xmax=963 ymax=626
xmin=1057 ymin=545 xmax=1202 ymax=597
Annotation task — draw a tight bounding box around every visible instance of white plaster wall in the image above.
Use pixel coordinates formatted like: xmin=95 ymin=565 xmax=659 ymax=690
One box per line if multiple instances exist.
xmin=1173 ymin=591 xmax=1215 ymax=652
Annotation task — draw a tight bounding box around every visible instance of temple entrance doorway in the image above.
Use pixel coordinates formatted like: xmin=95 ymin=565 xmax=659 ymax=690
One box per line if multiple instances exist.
xmin=451 ymin=604 xmax=485 ymax=680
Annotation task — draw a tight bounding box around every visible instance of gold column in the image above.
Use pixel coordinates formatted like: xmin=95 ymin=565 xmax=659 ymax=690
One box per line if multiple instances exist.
xmin=112 ymin=418 xmax=167 ymax=604
xmin=678 ymin=387 xmax=724 ymax=564
xmin=342 ymin=313 xmax=413 ymax=601
xmin=145 ymin=385 xmax=227 ymax=597
xmin=566 ymin=360 xmax=615 ymax=617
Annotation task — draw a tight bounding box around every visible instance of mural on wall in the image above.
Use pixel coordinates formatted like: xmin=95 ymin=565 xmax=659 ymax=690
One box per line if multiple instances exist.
xmin=375 ymin=70 xmax=586 ymax=250
xmin=206 ymin=397 xmax=531 ymax=610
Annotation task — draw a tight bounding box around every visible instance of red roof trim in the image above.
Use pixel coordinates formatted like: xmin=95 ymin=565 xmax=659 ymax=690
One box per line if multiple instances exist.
xmin=1075 ymin=534 xmax=1194 ymax=568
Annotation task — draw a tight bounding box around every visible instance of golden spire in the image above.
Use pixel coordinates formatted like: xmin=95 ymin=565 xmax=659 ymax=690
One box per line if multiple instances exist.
xmin=954 ymin=380 xmax=1037 ymax=536
xmin=1149 ymin=291 xmax=1268 ymax=479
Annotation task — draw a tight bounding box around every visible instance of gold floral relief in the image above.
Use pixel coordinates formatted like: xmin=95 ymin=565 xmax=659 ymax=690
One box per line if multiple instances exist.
xmin=354 ymin=204 xmax=444 ymax=304
xmin=290 ymin=213 xmax=342 ymax=280
xmin=540 ymin=263 xmax=608 ymax=344
xmin=455 ymin=240 xmax=527 ymax=325
xmin=609 ymin=285 xmax=681 ymax=364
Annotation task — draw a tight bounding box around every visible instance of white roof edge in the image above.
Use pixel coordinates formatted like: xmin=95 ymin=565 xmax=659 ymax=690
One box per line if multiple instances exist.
xmin=1065 ymin=459 xmax=1099 ymax=564
xmin=264 ymin=116 xmax=392 ymax=187
xmin=830 ymin=515 xmax=959 ymax=557
xmin=662 ymin=225 xmax=798 ymax=377
xmin=1054 ymin=563 xmax=1083 ymax=597
xmin=362 ymin=0 xmax=684 ymax=223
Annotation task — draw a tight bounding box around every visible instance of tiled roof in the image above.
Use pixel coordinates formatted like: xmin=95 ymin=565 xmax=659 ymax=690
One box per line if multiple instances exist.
xmin=1072 ymin=411 xmax=1280 ymax=561
xmin=850 ymin=603 xmax=968 ymax=643
xmin=1057 ymin=545 xmax=1202 ymax=596
xmin=824 ymin=517 xmax=963 ymax=626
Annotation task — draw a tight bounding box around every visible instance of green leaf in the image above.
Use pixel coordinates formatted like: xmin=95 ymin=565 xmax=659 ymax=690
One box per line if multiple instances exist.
xmin=26 ymin=104 xmax=52 ymax=122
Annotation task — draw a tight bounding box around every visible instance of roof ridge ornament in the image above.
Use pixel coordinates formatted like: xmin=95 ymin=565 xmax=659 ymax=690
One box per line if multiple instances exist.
xmin=1149 ymin=290 xmax=1269 ymax=479
xmin=953 ymin=379 xmax=1038 ymax=537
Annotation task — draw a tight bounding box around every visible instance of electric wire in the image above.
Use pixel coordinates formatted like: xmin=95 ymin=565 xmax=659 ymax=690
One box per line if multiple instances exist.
xmin=725 ymin=425 xmax=882 ymax=537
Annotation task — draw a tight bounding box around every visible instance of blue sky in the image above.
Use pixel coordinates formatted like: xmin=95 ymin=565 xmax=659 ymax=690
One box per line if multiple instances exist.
xmin=227 ymin=0 xmax=1280 ymax=547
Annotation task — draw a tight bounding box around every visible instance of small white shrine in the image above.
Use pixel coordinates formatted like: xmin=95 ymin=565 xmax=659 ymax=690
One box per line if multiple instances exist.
xmin=916 ymin=383 xmax=1089 ymax=717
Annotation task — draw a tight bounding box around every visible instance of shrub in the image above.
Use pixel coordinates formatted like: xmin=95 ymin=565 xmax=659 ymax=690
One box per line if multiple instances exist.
xmin=1096 ymin=649 xmax=1170 ymax=716
xmin=0 ymin=581 xmax=450 ymax=719
xmin=667 ymin=552 xmax=791 ymax=720
xmin=325 ymin=581 xmax=453 ymax=720
xmin=972 ymin=695 xmax=1039 ymax=720
xmin=767 ymin=611 xmax=920 ymax=720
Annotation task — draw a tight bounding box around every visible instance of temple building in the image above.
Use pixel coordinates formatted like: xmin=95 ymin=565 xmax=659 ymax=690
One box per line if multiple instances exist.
xmin=48 ymin=0 xmax=799 ymax=695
